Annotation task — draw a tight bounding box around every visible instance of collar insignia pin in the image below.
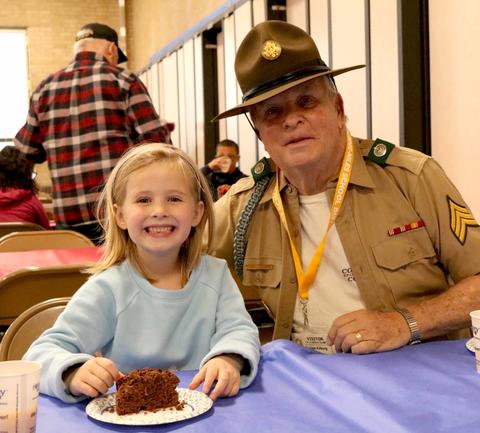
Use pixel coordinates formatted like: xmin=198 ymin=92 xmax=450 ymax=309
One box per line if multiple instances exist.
xmin=373 ymin=143 xmax=387 ymax=158
xmin=254 ymin=161 xmax=265 ymax=175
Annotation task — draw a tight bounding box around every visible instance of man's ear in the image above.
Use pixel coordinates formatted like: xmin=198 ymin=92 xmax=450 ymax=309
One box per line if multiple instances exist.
xmin=105 ymin=41 xmax=118 ymax=65
xmin=335 ymin=93 xmax=345 ymax=128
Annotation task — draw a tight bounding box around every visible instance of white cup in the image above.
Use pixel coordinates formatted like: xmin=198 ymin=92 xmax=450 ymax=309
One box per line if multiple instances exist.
xmin=0 ymin=361 xmax=41 ymax=433
xmin=470 ymin=310 xmax=480 ymax=373
xmin=218 ymin=156 xmax=231 ymax=173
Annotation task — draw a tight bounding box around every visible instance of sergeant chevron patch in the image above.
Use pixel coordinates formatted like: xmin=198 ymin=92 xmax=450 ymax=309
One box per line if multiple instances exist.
xmin=447 ymin=196 xmax=479 ymax=245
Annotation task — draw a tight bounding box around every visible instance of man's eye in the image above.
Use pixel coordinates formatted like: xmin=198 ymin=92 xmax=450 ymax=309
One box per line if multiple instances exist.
xmin=298 ymin=96 xmax=317 ymax=107
xmin=264 ymin=107 xmax=280 ymax=119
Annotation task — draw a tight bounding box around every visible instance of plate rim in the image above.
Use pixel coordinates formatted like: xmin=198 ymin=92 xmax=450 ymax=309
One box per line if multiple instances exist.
xmin=466 ymin=337 xmax=475 ymax=353
xmin=85 ymin=387 xmax=212 ymax=426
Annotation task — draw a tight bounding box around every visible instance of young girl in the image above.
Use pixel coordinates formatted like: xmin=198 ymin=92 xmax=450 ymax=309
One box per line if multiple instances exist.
xmin=24 ymin=143 xmax=260 ymax=402
xmin=0 ymin=146 xmax=50 ymax=229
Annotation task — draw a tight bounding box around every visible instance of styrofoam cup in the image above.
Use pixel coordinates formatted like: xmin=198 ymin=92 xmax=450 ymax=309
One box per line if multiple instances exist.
xmin=470 ymin=310 xmax=480 ymax=373
xmin=218 ymin=156 xmax=231 ymax=173
xmin=0 ymin=361 xmax=41 ymax=433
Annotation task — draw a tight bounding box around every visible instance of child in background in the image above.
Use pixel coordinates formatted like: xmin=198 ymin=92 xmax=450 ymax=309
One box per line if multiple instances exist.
xmin=0 ymin=146 xmax=50 ymax=229
xmin=24 ymin=143 xmax=260 ymax=402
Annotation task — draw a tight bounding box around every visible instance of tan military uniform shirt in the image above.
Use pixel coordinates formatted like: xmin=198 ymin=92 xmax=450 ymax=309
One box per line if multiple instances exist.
xmin=210 ymin=137 xmax=480 ymax=340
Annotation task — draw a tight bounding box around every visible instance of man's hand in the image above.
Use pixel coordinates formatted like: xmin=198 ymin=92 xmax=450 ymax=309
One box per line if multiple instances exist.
xmin=326 ymin=309 xmax=411 ymax=354
xmin=63 ymin=357 xmax=123 ymax=398
xmin=208 ymin=156 xmax=230 ymax=173
xmin=189 ymin=354 xmax=243 ymax=401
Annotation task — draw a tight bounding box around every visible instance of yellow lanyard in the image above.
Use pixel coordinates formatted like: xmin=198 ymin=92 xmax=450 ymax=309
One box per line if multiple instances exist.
xmin=272 ymin=130 xmax=354 ymax=302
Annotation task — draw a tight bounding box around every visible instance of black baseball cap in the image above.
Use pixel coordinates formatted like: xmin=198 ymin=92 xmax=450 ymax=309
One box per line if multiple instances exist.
xmin=75 ymin=23 xmax=127 ymax=64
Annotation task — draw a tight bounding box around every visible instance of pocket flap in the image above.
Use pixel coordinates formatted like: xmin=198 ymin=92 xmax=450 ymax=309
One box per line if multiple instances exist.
xmin=372 ymin=228 xmax=436 ymax=270
xmin=243 ymin=257 xmax=282 ymax=288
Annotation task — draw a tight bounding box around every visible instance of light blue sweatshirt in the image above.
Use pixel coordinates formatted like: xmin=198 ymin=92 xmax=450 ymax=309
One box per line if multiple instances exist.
xmin=23 ymin=255 xmax=260 ymax=402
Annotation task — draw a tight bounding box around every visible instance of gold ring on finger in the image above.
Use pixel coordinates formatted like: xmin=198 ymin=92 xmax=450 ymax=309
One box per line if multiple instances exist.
xmin=355 ymin=332 xmax=362 ymax=342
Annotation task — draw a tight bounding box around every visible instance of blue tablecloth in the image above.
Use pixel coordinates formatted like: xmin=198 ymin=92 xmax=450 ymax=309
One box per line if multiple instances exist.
xmin=36 ymin=339 xmax=480 ymax=432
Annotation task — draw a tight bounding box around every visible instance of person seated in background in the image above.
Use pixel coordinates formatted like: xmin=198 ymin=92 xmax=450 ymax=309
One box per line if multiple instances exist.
xmin=201 ymin=139 xmax=247 ymax=200
xmin=0 ymin=146 xmax=50 ymax=229
xmin=209 ymin=20 xmax=480 ymax=355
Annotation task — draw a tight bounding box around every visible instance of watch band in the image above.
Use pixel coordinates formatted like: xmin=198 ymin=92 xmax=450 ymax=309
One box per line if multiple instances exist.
xmin=396 ymin=308 xmax=422 ymax=345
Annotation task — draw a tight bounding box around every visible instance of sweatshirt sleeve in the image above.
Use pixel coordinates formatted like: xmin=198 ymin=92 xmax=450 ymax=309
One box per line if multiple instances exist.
xmin=199 ymin=259 xmax=260 ymax=388
xmin=23 ymin=276 xmax=117 ymax=402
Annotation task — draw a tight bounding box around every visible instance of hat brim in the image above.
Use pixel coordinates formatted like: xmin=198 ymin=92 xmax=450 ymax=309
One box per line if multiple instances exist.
xmin=118 ymin=47 xmax=128 ymax=64
xmin=212 ymin=64 xmax=365 ymax=121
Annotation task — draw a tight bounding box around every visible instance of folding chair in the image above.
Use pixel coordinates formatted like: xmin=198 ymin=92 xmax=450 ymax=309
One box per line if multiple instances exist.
xmin=0 ymin=297 xmax=70 ymax=361
xmin=0 ymin=230 xmax=94 ymax=252
xmin=0 ymin=221 xmax=46 ymax=238
xmin=0 ymin=265 xmax=88 ymax=328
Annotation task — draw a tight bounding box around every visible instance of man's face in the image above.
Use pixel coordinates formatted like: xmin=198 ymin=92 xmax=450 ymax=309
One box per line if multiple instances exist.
xmin=215 ymin=145 xmax=239 ymax=173
xmin=251 ymin=78 xmax=345 ymax=174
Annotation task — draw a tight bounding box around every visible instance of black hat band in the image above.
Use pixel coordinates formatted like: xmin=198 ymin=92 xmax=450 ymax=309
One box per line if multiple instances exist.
xmin=242 ymin=63 xmax=332 ymax=103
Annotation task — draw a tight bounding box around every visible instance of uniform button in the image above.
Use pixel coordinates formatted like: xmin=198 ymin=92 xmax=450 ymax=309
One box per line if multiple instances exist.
xmin=290 ymin=277 xmax=296 ymax=284
xmin=255 ymin=272 xmax=261 ymax=282
xmin=408 ymin=247 xmax=416 ymax=258
xmin=282 ymin=322 xmax=290 ymax=328
xmin=286 ymin=186 xmax=293 ymax=193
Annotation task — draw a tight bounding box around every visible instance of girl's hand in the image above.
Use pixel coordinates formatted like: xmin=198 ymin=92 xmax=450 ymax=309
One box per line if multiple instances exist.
xmin=63 ymin=357 xmax=123 ymax=398
xmin=189 ymin=354 xmax=243 ymax=401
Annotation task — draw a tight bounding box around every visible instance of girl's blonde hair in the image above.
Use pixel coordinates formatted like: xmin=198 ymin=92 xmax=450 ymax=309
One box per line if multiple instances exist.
xmin=89 ymin=143 xmax=214 ymax=285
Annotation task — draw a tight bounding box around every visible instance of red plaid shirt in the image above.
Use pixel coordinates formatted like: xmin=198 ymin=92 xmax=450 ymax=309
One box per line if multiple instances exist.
xmin=14 ymin=51 xmax=169 ymax=226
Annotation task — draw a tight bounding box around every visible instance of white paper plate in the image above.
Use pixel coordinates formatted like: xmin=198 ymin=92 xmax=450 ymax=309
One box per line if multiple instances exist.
xmin=86 ymin=388 xmax=212 ymax=425
xmin=466 ymin=338 xmax=475 ymax=353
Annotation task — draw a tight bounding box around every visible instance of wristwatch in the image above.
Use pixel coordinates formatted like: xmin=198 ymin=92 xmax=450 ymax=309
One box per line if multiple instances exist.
xmin=396 ymin=308 xmax=422 ymax=345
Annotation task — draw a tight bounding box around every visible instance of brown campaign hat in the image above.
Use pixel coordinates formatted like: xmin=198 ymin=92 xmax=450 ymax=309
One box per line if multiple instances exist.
xmin=75 ymin=23 xmax=128 ymax=64
xmin=213 ymin=20 xmax=364 ymax=121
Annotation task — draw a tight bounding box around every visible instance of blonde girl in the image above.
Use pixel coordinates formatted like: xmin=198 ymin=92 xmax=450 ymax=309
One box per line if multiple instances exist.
xmin=24 ymin=143 xmax=260 ymax=403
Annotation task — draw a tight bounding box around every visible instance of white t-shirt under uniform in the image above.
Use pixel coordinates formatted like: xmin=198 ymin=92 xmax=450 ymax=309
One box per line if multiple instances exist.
xmin=291 ymin=192 xmax=366 ymax=353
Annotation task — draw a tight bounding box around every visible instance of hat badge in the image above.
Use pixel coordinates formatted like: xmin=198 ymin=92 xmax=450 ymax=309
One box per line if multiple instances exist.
xmin=261 ymin=40 xmax=282 ymax=61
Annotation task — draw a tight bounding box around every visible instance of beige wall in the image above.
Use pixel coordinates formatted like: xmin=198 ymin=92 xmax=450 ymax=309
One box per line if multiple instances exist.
xmin=429 ymin=0 xmax=480 ymax=219
xmin=125 ymin=0 xmax=225 ymax=72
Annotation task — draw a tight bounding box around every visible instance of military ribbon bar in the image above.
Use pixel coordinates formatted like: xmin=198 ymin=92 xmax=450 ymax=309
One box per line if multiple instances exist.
xmin=388 ymin=220 xmax=425 ymax=237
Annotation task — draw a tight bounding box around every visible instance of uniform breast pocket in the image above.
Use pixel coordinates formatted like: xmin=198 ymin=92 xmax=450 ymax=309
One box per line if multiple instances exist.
xmin=371 ymin=228 xmax=444 ymax=300
xmin=243 ymin=257 xmax=282 ymax=289
xmin=371 ymin=228 xmax=437 ymax=270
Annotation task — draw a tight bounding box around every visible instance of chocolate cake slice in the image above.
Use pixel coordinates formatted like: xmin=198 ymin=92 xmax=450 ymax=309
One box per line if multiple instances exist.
xmin=115 ymin=368 xmax=180 ymax=415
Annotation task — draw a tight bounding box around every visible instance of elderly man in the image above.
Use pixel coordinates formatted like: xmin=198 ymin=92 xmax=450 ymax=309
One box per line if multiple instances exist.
xmin=210 ymin=20 xmax=480 ymax=354
xmin=14 ymin=23 xmax=170 ymax=243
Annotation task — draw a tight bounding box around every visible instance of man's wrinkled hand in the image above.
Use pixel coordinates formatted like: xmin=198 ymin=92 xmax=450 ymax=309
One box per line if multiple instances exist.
xmin=326 ymin=309 xmax=411 ymax=354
